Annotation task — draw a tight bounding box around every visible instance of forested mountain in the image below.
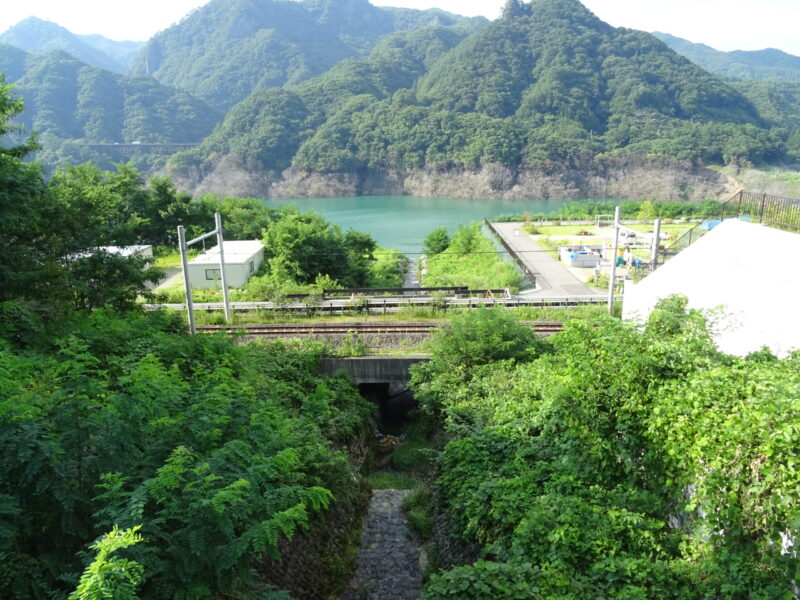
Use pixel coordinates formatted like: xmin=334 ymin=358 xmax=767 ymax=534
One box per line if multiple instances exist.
xmin=653 ymin=32 xmax=800 ymax=82
xmin=0 ymin=17 xmax=143 ymax=73
xmin=129 ymin=0 xmax=487 ymax=111
xmin=0 ymin=46 xmax=220 ymax=168
xmin=171 ymin=0 xmax=796 ymax=200
xmin=176 ymin=25 xmax=471 ymax=173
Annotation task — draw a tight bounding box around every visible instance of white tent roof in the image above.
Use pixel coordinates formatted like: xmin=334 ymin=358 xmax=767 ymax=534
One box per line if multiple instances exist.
xmin=623 ymin=219 xmax=800 ymax=357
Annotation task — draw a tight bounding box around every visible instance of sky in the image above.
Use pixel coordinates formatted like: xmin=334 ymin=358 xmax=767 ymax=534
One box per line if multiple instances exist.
xmin=0 ymin=0 xmax=799 ymax=55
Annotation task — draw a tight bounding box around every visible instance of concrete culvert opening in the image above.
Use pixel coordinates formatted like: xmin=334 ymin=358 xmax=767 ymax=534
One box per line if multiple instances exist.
xmin=357 ymin=383 xmax=417 ymax=428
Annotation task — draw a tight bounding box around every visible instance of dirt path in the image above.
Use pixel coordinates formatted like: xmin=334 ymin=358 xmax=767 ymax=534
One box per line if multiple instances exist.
xmin=342 ymin=489 xmax=423 ymax=600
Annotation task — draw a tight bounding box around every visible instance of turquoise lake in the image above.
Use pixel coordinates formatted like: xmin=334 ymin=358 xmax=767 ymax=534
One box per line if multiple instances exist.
xmin=263 ymin=195 xmax=571 ymax=253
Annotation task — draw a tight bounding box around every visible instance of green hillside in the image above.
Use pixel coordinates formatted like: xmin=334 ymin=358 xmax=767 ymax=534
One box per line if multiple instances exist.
xmin=130 ymin=0 xmax=486 ymax=111
xmin=175 ymin=25 xmax=471 ymax=172
xmin=0 ymin=17 xmax=142 ymax=74
xmin=1 ymin=48 xmax=221 ymax=168
xmin=181 ymin=0 xmax=792 ymax=183
xmin=653 ymin=32 xmax=800 ymax=82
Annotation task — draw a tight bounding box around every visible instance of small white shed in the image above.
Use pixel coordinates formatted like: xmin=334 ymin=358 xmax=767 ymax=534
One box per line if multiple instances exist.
xmin=102 ymin=245 xmax=154 ymax=261
xmin=188 ymin=240 xmax=264 ymax=289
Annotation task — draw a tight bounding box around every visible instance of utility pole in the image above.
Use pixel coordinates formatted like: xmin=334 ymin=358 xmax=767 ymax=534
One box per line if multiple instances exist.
xmin=607 ymin=206 xmax=621 ymax=315
xmin=177 ymin=212 xmax=231 ymax=334
xmin=215 ymin=212 xmax=231 ymax=322
xmin=650 ymin=218 xmax=662 ymax=272
xmin=177 ymin=225 xmax=196 ymax=335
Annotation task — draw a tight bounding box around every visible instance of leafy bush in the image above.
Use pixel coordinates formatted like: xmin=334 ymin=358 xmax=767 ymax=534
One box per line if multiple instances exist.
xmin=423 ymin=227 xmax=451 ymax=255
xmin=414 ymin=301 xmax=800 ymax=598
xmin=0 ymin=310 xmax=373 ymax=599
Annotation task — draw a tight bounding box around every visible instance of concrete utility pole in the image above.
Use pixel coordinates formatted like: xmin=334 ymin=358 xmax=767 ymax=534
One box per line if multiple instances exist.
xmin=607 ymin=206 xmax=621 ymax=315
xmin=177 ymin=225 xmax=196 ymax=335
xmin=177 ymin=212 xmax=231 ymax=334
xmin=215 ymin=212 xmax=232 ymax=323
xmin=650 ymin=218 xmax=662 ymax=272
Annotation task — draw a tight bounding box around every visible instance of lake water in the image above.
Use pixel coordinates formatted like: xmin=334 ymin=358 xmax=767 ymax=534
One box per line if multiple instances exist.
xmin=263 ymin=195 xmax=571 ymax=253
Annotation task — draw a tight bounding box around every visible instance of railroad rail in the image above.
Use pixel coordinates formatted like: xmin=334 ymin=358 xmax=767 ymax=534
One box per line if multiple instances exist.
xmin=146 ymin=294 xmax=612 ymax=314
xmin=195 ymin=321 xmax=564 ymax=337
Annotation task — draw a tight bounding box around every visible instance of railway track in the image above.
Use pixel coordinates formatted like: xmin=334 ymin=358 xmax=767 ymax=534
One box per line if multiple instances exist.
xmin=196 ymin=321 xmax=564 ymax=337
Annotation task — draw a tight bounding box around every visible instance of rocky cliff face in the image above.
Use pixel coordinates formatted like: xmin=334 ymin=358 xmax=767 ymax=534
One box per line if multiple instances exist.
xmin=168 ymin=155 xmax=738 ymax=201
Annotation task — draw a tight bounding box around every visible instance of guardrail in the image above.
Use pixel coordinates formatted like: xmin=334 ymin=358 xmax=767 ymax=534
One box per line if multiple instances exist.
xmin=484 ymin=219 xmax=537 ymax=286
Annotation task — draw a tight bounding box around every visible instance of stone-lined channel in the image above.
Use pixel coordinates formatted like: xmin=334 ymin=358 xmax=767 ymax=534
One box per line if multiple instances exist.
xmin=342 ymin=489 xmax=423 ymax=600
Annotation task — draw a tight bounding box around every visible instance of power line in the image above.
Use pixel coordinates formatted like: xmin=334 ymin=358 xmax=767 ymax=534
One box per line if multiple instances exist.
xmin=301 ymin=249 xmax=599 ymax=257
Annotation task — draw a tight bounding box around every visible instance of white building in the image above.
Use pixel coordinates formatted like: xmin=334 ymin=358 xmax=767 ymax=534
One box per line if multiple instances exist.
xmin=623 ymin=219 xmax=800 ymax=357
xmin=188 ymin=240 xmax=264 ymax=289
xmin=101 ymin=245 xmax=154 ymax=260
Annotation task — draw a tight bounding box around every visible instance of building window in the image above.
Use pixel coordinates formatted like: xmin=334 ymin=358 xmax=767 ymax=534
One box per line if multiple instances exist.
xmin=249 ymin=260 xmax=255 ymax=273
xmin=205 ymin=268 xmax=221 ymax=280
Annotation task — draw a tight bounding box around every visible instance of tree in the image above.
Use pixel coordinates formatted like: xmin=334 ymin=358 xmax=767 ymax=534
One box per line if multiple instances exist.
xmin=423 ymin=227 xmax=450 ymax=255
xmin=637 ymin=200 xmax=657 ymax=221
xmin=65 ymin=251 xmax=163 ymax=312
xmin=424 ymin=307 xmax=547 ymax=371
xmin=0 ymin=76 xmax=62 ymax=304
xmin=0 ymin=83 xmax=165 ymax=313
xmin=502 ymin=0 xmax=531 ymax=20
xmin=261 ymin=208 xmax=377 ymax=288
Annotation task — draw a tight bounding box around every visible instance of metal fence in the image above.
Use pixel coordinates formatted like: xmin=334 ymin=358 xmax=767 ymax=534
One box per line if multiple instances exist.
xmin=658 ymin=190 xmax=800 ymax=265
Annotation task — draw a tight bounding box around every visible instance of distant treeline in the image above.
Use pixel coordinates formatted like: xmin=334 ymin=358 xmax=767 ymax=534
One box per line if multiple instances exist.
xmin=492 ymin=198 xmax=722 ymax=222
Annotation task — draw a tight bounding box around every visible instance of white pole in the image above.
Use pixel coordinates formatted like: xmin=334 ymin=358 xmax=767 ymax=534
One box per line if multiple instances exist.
xmin=650 ymin=218 xmax=662 ymax=272
xmin=607 ymin=206 xmax=621 ymax=315
xmin=177 ymin=225 xmax=196 ymax=335
xmin=215 ymin=212 xmax=232 ymax=323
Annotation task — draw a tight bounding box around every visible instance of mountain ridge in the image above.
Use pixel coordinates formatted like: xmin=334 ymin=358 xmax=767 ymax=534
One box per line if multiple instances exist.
xmin=653 ymin=32 xmax=800 ymax=82
xmin=129 ymin=0 xmax=487 ymax=110
xmin=0 ymin=17 xmax=143 ymax=73
xmin=165 ymin=0 xmax=788 ymax=201
xmin=0 ymin=45 xmax=220 ymax=169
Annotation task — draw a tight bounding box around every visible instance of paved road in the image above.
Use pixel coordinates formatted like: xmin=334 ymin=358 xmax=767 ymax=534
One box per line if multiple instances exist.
xmin=490 ymin=222 xmax=601 ymax=297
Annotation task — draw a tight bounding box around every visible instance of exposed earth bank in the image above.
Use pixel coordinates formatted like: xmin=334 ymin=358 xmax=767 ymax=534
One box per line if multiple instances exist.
xmin=168 ymin=154 xmax=740 ymax=201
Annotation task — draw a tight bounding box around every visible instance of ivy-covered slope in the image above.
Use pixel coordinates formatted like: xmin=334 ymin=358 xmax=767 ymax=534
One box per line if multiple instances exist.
xmin=130 ymin=0 xmax=486 ymax=111
xmin=0 ymin=47 xmax=221 ymax=168
xmin=183 ymin=0 xmax=795 ymax=186
xmin=653 ymin=31 xmax=800 ymax=82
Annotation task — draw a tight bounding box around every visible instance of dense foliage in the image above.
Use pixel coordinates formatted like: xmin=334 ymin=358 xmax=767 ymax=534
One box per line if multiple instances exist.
xmin=0 ymin=309 xmax=373 ymax=599
xmin=130 ymin=0 xmax=485 ymax=111
xmin=0 ymin=83 xmax=380 ymax=599
xmin=423 ymin=223 xmax=523 ymax=291
xmin=411 ymin=303 xmax=800 ymax=598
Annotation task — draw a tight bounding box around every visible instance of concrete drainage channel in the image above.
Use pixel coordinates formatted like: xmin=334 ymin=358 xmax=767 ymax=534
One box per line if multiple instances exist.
xmin=340 ymin=364 xmax=429 ymax=600
xmin=341 ymin=489 xmax=424 ymax=600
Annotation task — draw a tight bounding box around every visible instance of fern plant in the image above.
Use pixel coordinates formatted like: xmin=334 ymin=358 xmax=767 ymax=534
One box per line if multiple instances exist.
xmin=70 ymin=525 xmax=144 ymax=600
